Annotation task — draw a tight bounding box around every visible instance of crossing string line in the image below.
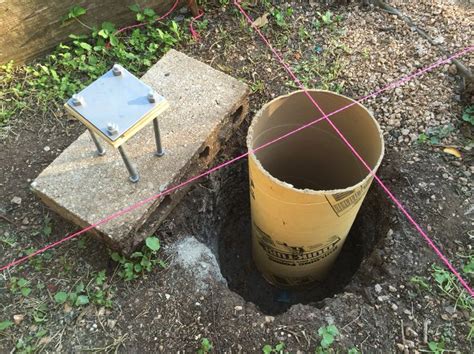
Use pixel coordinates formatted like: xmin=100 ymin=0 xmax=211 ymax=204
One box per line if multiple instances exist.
xmin=233 ymin=0 xmax=473 ymax=296
xmin=0 ymin=26 xmax=472 ymax=296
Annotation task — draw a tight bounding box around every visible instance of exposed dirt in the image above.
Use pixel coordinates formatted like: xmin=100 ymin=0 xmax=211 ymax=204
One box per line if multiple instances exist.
xmin=1 ymin=1 xmax=473 ymax=353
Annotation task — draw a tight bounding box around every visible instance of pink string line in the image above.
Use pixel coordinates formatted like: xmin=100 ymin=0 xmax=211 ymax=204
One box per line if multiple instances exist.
xmin=0 ymin=35 xmax=472 ymax=278
xmin=233 ymin=0 xmax=473 ymax=296
xmin=190 ymin=9 xmax=205 ymax=41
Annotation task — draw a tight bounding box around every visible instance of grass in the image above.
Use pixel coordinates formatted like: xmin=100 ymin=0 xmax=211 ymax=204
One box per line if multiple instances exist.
xmin=0 ymin=234 xmax=165 ymax=352
xmin=410 ymin=253 xmax=474 ymax=348
xmin=0 ymin=4 xmax=189 ymax=138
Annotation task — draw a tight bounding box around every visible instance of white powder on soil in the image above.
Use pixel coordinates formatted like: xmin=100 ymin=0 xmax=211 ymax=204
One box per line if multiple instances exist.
xmin=170 ymin=236 xmax=225 ymax=292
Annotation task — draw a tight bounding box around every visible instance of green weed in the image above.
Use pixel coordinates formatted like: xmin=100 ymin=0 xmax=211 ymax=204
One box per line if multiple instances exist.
xmin=462 ymin=105 xmax=474 ymax=126
xmin=110 ymin=236 xmax=165 ymax=281
xmin=417 ymin=124 xmax=455 ymax=144
xmin=198 ymin=338 xmax=213 ymax=353
xmin=270 ymin=6 xmax=293 ymax=28
xmin=1 ymin=232 xmax=16 ymax=248
xmin=316 ymin=324 xmax=339 ymax=351
xmin=0 ymin=320 xmax=14 ymax=331
xmin=250 ymin=80 xmax=265 ymax=93
xmin=410 ymin=275 xmax=431 ymax=291
xmin=262 ymin=342 xmax=285 ymax=354
xmin=32 ymin=303 xmax=48 ymax=324
xmin=313 ymin=10 xmax=342 ymax=30
xmin=427 ymin=339 xmax=445 ymax=354
xmin=54 ymin=281 xmax=89 ymax=307
xmin=288 ymin=53 xmax=346 ymax=92
xmin=9 ymin=277 xmax=32 ymax=297
xmin=432 ymin=264 xmax=472 ymax=311
xmin=54 ymin=270 xmax=114 ymax=308
xmin=411 ymin=255 xmax=473 ymax=341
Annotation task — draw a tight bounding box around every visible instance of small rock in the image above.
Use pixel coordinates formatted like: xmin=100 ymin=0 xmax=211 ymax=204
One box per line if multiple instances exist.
xmin=375 ymin=284 xmax=382 ymax=293
xmin=445 ymin=305 xmax=455 ymax=314
xmin=64 ymin=303 xmax=73 ymax=313
xmin=405 ymin=340 xmax=415 ymax=349
xmin=396 ymin=343 xmax=405 ymax=352
xmin=388 ymin=285 xmax=397 ymax=293
xmin=406 ymin=327 xmax=418 ymax=338
xmin=39 ymin=337 xmax=51 ymax=345
xmin=13 ymin=314 xmax=24 ymax=325
xmin=401 ymin=128 xmax=410 ymax=136
xmin=403 ymin=309 xmax=411 ymax=315
xmin=11 ymin=196 xmax=22 ymax=205
xmin=107 ymin=319 xmax=117 ymax=329
xmin=43 ymin=146 xmax=51 ymax=152
xmin=234 ymin=305 xmax=243 ymax=311
xmin=265 ymin=316 xmax=275 ymax=323
xmin=165 ymin=293 xmax=170 ymax=300
xmin=448 ymin=64 xmax=457 ymax=75
xmin=22 ymin=217 xmax=29 ymax=225
xmin=391 ymin=303 xmax=398 ymax=311
xmin=378 ymin=295 xmax=390 ymax=302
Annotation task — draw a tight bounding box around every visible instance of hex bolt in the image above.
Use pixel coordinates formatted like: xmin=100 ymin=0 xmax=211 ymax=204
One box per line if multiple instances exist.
xmin=71 ymin=94 xmax=83 ymax=106
xmin=147 ymin=90 xmax=156 ymax=103
xmin=118 ymin=146 xmax=140 ymax=183
xmin=153 ymin=118 xmax=164 ymax=157
xmin=112 ymin=64 xmax=122 ymax=76
xmin=107 ymin=123 xmax=119 ymax=136
xmin=88 ymin=129 xmax=106 ymax=156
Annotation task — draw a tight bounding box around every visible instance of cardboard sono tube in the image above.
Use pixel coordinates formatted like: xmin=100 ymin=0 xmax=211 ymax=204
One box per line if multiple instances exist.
xmin=247 ymin=90 xmax=384 ymax=287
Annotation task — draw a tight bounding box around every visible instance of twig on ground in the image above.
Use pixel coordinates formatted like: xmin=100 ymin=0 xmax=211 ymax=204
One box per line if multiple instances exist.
xmin=342 ymin=307 xmax=363 ymax=331
xmin=401 ymin=319 xmax=406 ymax=345
xmin=0 ymin=213 xmax=17 ymax=226
xmin=423 ymin=319 xmax=430 ymax=344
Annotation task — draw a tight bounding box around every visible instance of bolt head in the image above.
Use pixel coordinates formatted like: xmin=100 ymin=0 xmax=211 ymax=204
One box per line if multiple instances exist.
xmin=147 ymin=90 xmax=156 ymax=103
xmin=71 ymin=94 xmax=83 ymax=106
xmin=107 ymin=123 xmax=119 ymax=135
xmin=112 ymin=64 xmax=122 ymax=76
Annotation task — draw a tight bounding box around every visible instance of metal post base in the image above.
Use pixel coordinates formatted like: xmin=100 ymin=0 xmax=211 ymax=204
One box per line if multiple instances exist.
xmin=153 ymin=118 xmax=164 ymax=157
xmin=88 ymin=130 xmax=106 ymax=156
xmin=118 ymin=145 xmax=139 ymax=183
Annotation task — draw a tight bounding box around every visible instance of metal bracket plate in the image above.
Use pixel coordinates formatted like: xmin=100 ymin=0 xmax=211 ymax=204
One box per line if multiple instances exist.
xmin=65 ymin=65 xmax=166 ymax=144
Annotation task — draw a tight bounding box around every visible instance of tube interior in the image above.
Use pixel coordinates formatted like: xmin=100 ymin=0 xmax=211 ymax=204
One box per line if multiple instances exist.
xmin=250 ymin=91 xmax=383 ymax=191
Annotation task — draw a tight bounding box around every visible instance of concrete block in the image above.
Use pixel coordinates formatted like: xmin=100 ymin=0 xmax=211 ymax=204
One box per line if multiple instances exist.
xmin=32 ymin=49 xmax=249 ymax=254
